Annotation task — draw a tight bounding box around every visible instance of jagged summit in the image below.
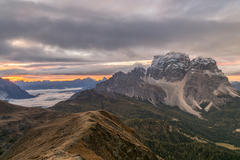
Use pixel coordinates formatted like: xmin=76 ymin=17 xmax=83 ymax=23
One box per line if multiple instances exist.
xmin=96 ymin=52 xmax=239 ymax=118
xmin=190 ymin=57 xmax=220 ymax=71
xmin=102 ymin=77 xmax=108 ymax=81
xmin=151 ymin=52 xmax=190 ymax=68
xmin=147 ymin=52 xmax=190 ymax=82
xmin=128 ymin=67 xmax=146 ymax=78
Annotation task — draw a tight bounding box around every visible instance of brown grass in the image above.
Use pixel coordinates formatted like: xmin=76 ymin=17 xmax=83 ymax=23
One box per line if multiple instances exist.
xmin=1 ymin=110 xmax=158 ymax=160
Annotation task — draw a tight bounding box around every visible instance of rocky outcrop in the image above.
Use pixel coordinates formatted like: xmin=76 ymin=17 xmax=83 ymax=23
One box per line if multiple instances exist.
xmin=0 ymin=78 xmax=34 ymax=100
xmin=96 ymin=69 xmax=166 ymax=104
xmin=184 ymin=57 xmax=233 ymax=109
xmin=0 ymin=110 xmax=162 ymax=160
xmin=96 ymin=52 xmax=239 ymax=117
xmin=147 ymin=52 xmax=190 ymax=82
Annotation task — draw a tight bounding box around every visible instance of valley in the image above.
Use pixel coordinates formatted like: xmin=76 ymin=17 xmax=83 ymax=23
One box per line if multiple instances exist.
xmin=51 ymin=89 xmax=240 ymax=159
xmin=1 ymin=0 xmax=240 ymax=159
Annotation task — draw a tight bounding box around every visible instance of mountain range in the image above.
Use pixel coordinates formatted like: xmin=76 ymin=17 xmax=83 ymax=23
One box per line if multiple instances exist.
xmin=51 ymin=89 xmax=240 ymax=159
xmin=96 ymin=52 xmax=239 ymax=117
xmin=231 ymin=81 xmax=240 ymax=91
xmin=14 ymin=77 xmax=107 ymax=91
xmin=1 ymin=52 xmax=240 ymax=159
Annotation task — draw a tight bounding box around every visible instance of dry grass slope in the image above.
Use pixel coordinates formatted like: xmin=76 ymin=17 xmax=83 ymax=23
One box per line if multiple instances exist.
xmin=0 ymin=110 xmax=162 ymax=160
xmin=0 ymin=100 xmax=61 ymax=153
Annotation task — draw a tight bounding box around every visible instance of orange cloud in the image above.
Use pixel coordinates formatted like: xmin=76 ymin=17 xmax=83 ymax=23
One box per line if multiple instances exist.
xmin=217 ymin=61 xmax=240 ymax=66
xmin=227 ymin=75 xmax=240 ymax=82
xmin=2 ymin=75 xmax=111 ymax=82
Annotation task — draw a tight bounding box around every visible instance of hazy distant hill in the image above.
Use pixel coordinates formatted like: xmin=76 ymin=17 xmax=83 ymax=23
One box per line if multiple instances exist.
xmin=231 ymin=81 xmax=240 ymax=91
xmin=14 ymin=77 xmax=107 ymax=90
xmin=0 ymin=78 xmax=34 ymax=100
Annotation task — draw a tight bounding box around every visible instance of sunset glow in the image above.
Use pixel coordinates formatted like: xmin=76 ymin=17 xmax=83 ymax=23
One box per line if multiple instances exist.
xmin=226 ymin=76 xmax=240 ymax=82
xmin=2 ymin=75 xmax=111 ymax=82
xmin=0 ymin=59 xmax=240 ymax=82
xmin=217 ymin=61 xmax=240 ymax=66
xmin=2 ymin=74 xmax=240 ymax=82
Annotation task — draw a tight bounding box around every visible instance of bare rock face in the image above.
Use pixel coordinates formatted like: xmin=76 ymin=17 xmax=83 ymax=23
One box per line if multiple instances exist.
xmin=184 ymin=57 xmax=234 ymax=111
xmin=96 ymin=69 xmax=166 ymax=104
xmin=0 ymin=110 xmax=162 ymax=160
xmin=96 ymin=52 xmax=239 ymax=117
xmin=147 ymin=52 xmax=190 ymax=82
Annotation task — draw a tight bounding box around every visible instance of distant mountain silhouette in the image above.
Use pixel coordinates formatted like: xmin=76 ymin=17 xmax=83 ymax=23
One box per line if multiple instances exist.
xmin=14 ymin=77 xmax=107 ymax=90
xmin=0 ymin=78 xmax=34 ymax=100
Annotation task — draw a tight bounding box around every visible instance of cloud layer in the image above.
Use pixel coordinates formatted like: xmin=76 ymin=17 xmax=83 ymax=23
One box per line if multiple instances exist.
xmin=0 ymin=0 xmax=240 ymax=78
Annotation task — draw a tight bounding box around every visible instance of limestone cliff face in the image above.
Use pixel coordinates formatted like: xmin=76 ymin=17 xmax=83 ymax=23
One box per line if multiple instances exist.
xmin=184 ymin=57 xmax=234 ymax=111
xmin=0 ymin=110 xmax=162 ymax=160
xmin=96 ymin=52 xmax=239 ymax=117
xmin=147 ymin=52 xmax=190 ymax=82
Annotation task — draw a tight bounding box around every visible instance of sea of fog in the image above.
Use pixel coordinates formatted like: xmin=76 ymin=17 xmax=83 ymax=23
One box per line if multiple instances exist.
xmin=8 ymin=87 xmax=83 ymax=108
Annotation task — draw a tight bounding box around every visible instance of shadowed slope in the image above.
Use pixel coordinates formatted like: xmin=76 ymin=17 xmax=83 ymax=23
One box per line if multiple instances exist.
xmin=0 ymin=100 xmax=62 ymax=154
xmin=0 ymin=78 xmax=34 ymax=100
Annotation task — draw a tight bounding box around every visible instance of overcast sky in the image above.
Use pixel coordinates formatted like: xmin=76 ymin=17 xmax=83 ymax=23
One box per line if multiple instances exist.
xmin=0 ymin=0 xmax=240 ymax=81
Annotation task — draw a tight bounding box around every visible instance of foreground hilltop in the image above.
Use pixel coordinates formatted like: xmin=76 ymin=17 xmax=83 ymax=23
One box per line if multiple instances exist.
xmin=96 ymin=52 xmax=239 ymax=117
xmin=0 ymin=110 xmax=162 ymax=160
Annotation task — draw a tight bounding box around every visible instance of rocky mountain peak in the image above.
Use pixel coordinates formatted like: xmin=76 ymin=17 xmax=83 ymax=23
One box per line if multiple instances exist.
xmin=151 ymin=52 xmax=190 ymax=68
xmin=102 ymin=77 xmax=108 ymax=81
xmin=112 ymin=71 xmax=125 ymax=78
xmin=128 ymin=67 xmax=146 ymax=78
xmin=147 ymin=52 xmax=190 ymax=82
xmin=190 ymin=57 xmax=220 ymax=72
xmin=96 ymin=52 xmax=239 ymax=118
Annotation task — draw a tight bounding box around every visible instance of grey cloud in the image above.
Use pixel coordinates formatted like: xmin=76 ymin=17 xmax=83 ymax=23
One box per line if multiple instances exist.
xmin=0 ymin=63 xmax=147 ymax=77
xmin=0 ymin=0 xmax=239 ymax=76
xmin=0 ymin=41 xmax=89 ymax=62
xmin=1 ymin=15 xmax=240 ymax=62
xmin=22 ymin=62 xmax=93 ymax=68
xmin=161 ymin=0 xmax=240 ymax=20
